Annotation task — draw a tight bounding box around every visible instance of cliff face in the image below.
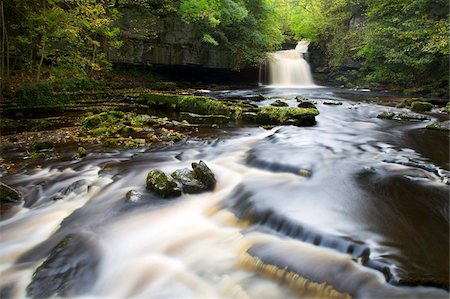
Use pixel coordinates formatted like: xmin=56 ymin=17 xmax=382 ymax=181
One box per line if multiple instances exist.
xmin=109 ymin=10 xmax=235 ymax=69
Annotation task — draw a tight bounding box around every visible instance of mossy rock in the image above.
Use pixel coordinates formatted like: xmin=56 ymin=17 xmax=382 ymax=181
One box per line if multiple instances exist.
xmin=297 ymin=101 xmax=317 ymax=109
xmin=146 ymin=169 xmax=181 ymax=198
xmin=426 ymin=121 xmax=450 ymax=131
xmin=410 ymin=101 xmax=432 ymax=112
xmin=442 ymin=102 xmax=450 ymax=113
xmin=28 ymin=118 xmax=53 ymax=131
xmin=82 ymin=111 xmax=125 ymax=129
xmin=377 ymin=111 xmax=430 ymax=121
xmin=171 ymin=168 xmax=208 ymax=194
xmin=77 ymin=147 xmax=87 ymax=158
xmin=191 ymin=161 xmax=216 ymax=190
xmin=256 ymin=106 xmax=319 ymax=126
xmin=32 ymin=141 xmax=54 ymax=152
xmin=271 ymin=100 xmax=289 ymax=107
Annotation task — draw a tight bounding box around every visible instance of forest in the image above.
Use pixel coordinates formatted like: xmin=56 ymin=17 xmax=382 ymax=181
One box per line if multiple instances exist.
xmin=1 ymin=0 xmax=449 ymax=96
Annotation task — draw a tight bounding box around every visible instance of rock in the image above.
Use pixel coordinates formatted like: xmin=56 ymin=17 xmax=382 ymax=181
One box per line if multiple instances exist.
xmin=242 ymin=112 xmax=257 ymax=121
xmin=146 ymin=169 xmax=181 ymax=198
xmin=77 ymin=147 xmax=87 ymax=158
xmin=171 ymin=168 xmax=208 ymax=194
xmin=191 ymin=161 xmax=216 ymax=190
xmin=26 ymin=234 xmax=101 ymax=298
xmin=271 ymin=100 xmax=289 ymax=107
xmin=0 ymin=182 xmax=23 ymax=204
xmin=32 ymin=141 xmax=54 ymax=152
xmin=247 ymin=94 xmax=266 ymax=102
xmin=297 ymin=101 xmax=316 ymax=108
xmin=180 ymin=112 xmax=230 ymax=124
xmin=125 ymin=190 xmax=143 ymax=202
xmin=59 ymin=180 xmax=88 ymax=196
xmin=295 ymin=96 xmax=306 ymax=102
xmin=377 ymin=111 xmax=430 ymax=121
xmin=410 ymin=101 xmax=433 ymax=112
xmin=323 ymin=100 xmax=343 ymax=105
xmin=426 ymin=121 xmax=450 ymax=131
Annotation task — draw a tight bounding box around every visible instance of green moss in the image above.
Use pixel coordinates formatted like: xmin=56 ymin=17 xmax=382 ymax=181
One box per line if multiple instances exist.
xmin=426 ymin=122 xmax=449 ymax=131
xmin=82 ymin=110 xmax=124 ymax=129
xmin=32 ymin=141 xmax=54 ymax=152
xmin=410 ymin=101 xmax=433 ymax=112
xmin=116 ymin=126 xmax=135 ymax=134
xmin=89 ymin=127 xmax=112 ymax=136
xmin=124 ymin=139 xmax=140 ymax=149
xmin=396 ymin=98 xmax=416 ymax=108
xmin=77 ymin=147 xmax=87 ymax=157
xmin=138 ymin=93 xmax=239 ymax=117
xmin=149 ymin=82 xmax=177 ymax=91
xmin=256 ymin=106 xmax=319 ymax=126
xmin=441 ymin=102 xmax=450 ymax=113
xmin=271 ymin=100 xmax=289 ymax=107
xmin=102 ymin=138 xmax=118 ymax=147
xmin=31 ymin=152 xmax=47 ymax=160
xmin=131 ymin=114 xmax=155 ymax=127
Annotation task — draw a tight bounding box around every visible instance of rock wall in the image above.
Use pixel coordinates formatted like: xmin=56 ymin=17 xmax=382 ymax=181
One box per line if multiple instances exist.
xmin=109 ymin=10 xmax=235 ymax=69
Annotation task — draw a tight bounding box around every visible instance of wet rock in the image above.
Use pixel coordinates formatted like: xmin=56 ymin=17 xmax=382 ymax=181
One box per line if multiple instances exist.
xmin=295 ymin=96 xmax=306 ymax=102
xmin=0 ymin=182 xmax=23 ymax=204
xmin=247 ymin=94 xmax=266 ymax=102
xmin=77 ymin=147 xmax=87 ymax=158
xmin=410 ymin=101 xmax=432 ymax=112
xmin=125 ymin=190 xmax=143 ymax=202
xmin=60 ymin=180 xmax=88 ymax=196
xmin=191 ymin=160 xmax=216 ymax=190
xmin=426 ymin=120 xmax=450 ymax=131
xmin=31 ymin=140 xmax=54 ymax=152
xmin=242 ymin=112 xmax=257 ymax=121
xmin=271 ymin=100 xmax=289 ymax=107
xmin=297 ymin=101 xmax=317 ymax=109
xmin=146 ymin=169 xmax=181 ymax=198
xmin=171 ymin=168 xmax=208 ymax=194
xmin=323 ymin=100 xmax=343 ymax=105
xmin=377 ymin=111 xmax=430 ymax=121
xmin=180 ymin=112 xmax=230 ymax=124
xmin=26 ymin=234 xmax=101 ymax=298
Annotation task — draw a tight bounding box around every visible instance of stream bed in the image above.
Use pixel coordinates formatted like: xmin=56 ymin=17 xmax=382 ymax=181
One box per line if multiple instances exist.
xmin=0 ymin=87 xmax=449 ymax=298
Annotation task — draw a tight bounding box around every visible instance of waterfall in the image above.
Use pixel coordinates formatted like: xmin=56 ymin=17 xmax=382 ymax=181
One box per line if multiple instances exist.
xmin=267 ymin=40 xmax=315 ymax=88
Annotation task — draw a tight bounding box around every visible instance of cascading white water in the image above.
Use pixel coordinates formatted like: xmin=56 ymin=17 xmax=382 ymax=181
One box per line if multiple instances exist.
xmin=268 ymin=40 xmax=315 ymax=87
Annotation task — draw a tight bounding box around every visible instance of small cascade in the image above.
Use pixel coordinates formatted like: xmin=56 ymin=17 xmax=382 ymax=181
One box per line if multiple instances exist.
xmin=265 ymin=40 xmax=315 ymax=88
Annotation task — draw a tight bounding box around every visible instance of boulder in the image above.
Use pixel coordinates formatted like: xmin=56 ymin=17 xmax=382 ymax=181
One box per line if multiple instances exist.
xmin=410 ymin=101 xmax=432 ymax=112
xmin=146 ymin=169 xmax=181 ymax=198
xmin=271 ymin=100 xmax=289 ymax=107
xmin=125 ymin=190 xmax=143 ymax=202
xmin=171 ymin=168 xmax=208 ymax=194
xmin=0 ymin=182 xmax=23 ymax=204
xmin=192 ymin=161 xmax=216 ymax=190
xmin=426 ymin=121 xmax=450 ymax=131
xmin=297 ymin=101 xmax=316 ymax=109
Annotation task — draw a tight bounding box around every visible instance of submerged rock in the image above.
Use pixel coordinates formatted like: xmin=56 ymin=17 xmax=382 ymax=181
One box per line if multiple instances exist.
xmin=323 ymin=100 xmax=343 ymax=105
xmin=192 ymin=160 xmax=216 ymax=190
xmin=125 ymin=190 xmax=143 ymax=202
xmin=146 ymin=169 xmax=181 ymax=198
xmin=26 ymin=234 xmax=101 ymax=298
xmin=171 ymin=168 xmax=208 ymax=194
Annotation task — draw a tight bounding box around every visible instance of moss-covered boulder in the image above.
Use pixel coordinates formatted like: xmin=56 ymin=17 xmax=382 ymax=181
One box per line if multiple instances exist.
xmin=191 ymin=161 xmax=216 ymax=190
xmin=0 ymin=183 xmax=23 ymax=204
xmin=410 ymin=101 xmax=433 ymax=112
xmin=171 ymin=168 xmax=208 ymax=194
xmin=256 ymin=106 xmax=319 ymax=126
xmin=297 ymin=101 xmax=317 ymax=109
xmin=271 ymin=100 xmax=289 ymax=107
xmin=146 ymin=169 xmax=181 ymax=198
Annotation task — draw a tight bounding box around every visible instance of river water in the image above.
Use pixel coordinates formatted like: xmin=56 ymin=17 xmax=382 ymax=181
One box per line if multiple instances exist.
xmin=0 ymin=87 xmax=449 ymax=298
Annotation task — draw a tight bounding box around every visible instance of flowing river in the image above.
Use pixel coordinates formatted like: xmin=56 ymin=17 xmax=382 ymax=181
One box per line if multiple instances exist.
xmin=0 ymin=86 xmax=449 ymax=298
